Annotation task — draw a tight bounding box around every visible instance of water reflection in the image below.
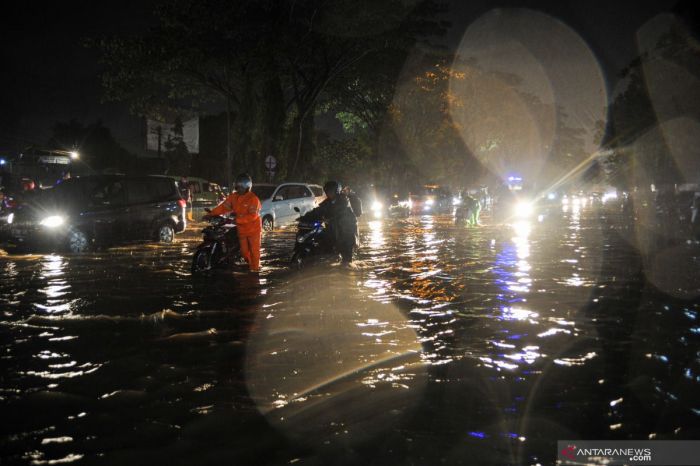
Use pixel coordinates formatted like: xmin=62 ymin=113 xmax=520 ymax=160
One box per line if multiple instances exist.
xmin=245 ymin=270 xmax=426 ymax=448
xmin=35 ymin=255 xmax=73 ymax=315
xmin=0 ymin=211 xmax=697 ymax=465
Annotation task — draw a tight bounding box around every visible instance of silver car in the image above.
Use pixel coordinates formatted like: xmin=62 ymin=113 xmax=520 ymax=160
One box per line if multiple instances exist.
xmin=253 ymin=183 xmax=325 ymax=231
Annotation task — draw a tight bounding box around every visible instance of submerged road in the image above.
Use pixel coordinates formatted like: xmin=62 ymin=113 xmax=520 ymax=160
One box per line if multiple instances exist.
xmin=1 ymin=206 xmax=699 ymax=465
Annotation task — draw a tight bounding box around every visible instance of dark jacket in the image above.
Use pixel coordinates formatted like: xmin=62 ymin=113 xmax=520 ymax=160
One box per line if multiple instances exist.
xmin=302 ymin=193 xmax=359 ymax=248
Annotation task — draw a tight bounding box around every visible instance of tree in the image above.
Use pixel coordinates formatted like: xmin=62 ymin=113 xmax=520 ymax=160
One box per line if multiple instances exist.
xmin=48 ymin=120 xmax=136 ymax=173
xmin=608 ymin=15 xmax=700 ymax=188
xmin=93 ymin=0 xmax=448 ymax=184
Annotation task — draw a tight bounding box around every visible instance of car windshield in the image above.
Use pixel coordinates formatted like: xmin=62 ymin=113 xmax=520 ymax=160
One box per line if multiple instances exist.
xmin=252 ymin=185 xmax=276 ymax=200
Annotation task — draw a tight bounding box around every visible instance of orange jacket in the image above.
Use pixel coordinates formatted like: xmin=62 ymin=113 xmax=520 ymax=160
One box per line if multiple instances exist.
xmin=209 ymin=191 xmax=262 ymax=236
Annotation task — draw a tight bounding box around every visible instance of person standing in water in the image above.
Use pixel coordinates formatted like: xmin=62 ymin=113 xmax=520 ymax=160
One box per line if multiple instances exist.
xmin=207 ymin=173 xmax=262 ymax=273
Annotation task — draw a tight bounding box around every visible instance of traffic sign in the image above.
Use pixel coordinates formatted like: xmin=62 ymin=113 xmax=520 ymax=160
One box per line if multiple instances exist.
xmin=265 ymin=155 xmax=277 ymax=170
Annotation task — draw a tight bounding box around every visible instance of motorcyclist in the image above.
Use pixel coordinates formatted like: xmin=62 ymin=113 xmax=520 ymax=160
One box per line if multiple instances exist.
xmin=206 ymin=173 xmax=262 ymax=273
xmin=301 ymin=180 xmax=359 ymax=265
xmin=466 ymin=193 xmax=481 ymax=226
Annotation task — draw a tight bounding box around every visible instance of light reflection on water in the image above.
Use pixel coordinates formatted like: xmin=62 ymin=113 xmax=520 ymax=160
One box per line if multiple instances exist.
xmin=0 ymin=212 xmax=697 ymax=464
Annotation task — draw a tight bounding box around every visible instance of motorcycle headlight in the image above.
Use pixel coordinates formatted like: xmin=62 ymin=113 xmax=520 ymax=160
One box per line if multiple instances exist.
xmin=40 ymin=215 xmax=65 ymax=228
xmin=6 ymin=213 xmax=13 ymax=224
xmin=297 ymin=224 xmax=320 ymax=243
xmin=452 ymin=197 xmax=462 ymax=205
xmin=425 ymin=198 xmax=435 ymax=206
xmin=297 ymin=231 xmax=313 ymax=243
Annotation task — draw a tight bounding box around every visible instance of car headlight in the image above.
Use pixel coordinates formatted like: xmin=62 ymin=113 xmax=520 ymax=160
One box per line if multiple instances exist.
xmin=425 ymin=198 xmax=435 ymax=206
xmin=6 ymin=213 xmax=13 ymax=224
xmin=514 ymin=201 xmax=534 ymax=218
xmin=40 ymin=215 xmax=65 ymax=228
xmin=371 ymin=201 xmax=383 ymax=218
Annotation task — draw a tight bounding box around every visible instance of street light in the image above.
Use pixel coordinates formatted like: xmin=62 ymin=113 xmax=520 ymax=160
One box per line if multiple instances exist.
xmin=49 ymin=149 xmax=80 ymax=160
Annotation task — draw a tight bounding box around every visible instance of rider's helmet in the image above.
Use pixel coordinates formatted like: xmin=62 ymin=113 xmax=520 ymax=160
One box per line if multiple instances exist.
xmin=234 ymin=173 xmax=252 ymax=193
xmin=323 ymin=180 xmax=342 ymax=196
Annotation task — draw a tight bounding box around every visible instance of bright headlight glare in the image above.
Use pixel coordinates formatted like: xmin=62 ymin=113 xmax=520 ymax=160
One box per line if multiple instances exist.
xmin=40 ymin=215 xmax=65 ymax=228
xmin=602 ymin=191 xmax=618 ymax=203
xmin=371 ymin=201 xmax=383 ymax=211
xmin=514 ymin=201 xmax=534 ymax=217
xmin=425 ymin=198 xmax=435 ymax=206
xmin=452 ymin=197 xmax=462 ymax=205
xmin=6 ymin=213 xmax=14 ymax=224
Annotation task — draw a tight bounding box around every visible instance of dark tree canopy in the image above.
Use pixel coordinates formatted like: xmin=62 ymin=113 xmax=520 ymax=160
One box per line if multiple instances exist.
xmin=93 ymin=0 xmax=448 ymax=186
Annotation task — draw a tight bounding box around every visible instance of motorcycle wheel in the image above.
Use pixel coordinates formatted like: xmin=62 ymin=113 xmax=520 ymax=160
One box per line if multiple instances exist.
xmin=290 ymin=251 xmax=305 ymax=270
xmin=192 ymin=249 xmax=213 ymax=274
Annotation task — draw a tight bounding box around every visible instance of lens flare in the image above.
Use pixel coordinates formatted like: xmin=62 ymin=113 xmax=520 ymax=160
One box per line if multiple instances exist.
xmin=449 ymin=8 xmax=608 ymax=187
xmin=245 ymin=271 xmax=426 ymax=447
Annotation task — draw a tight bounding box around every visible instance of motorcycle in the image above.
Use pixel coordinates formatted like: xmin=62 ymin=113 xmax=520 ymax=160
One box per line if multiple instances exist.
xmin=455 ymin=197 xmax=481 ymax=226
xmin=191 ymin=210 xmax=241 ymax=274
xmin=290 ymin=207 xmax=330 ymax=269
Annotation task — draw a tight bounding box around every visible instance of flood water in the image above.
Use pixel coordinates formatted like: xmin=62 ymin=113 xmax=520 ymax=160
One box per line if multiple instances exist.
xmin=1 ymin=205 xmax=699 ymax=465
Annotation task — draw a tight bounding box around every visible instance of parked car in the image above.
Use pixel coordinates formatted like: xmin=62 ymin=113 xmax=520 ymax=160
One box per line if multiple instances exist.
xmin=1 ymin=175 xmax=186 ymax=252
xmin=171 ymin=176 xmax=226 ymax=217
xmin=252 ymin=182 xmax=324 ymax=231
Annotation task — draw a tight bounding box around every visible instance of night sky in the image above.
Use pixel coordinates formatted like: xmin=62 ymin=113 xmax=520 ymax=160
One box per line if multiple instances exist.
xmin=0 ymin=0 xmax=678 ymax=156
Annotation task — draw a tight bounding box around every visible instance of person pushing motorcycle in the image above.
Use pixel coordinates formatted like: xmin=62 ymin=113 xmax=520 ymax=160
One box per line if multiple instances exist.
xmin=300 ymin=180 xmax=360 ymax=265
xmin=206 ymin=173 xmax=262 ymax=273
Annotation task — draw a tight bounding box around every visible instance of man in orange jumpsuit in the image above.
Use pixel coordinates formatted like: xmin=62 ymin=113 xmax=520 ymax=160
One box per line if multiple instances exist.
xmin=207 ymin=173 xmax=262 ymax=273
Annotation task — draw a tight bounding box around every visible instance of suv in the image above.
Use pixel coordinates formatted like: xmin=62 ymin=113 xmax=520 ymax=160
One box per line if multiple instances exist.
xmin=252 ymin=183 xmax=325 ymax=231
xmin=2 ymin=175 xmax=186 ymax=252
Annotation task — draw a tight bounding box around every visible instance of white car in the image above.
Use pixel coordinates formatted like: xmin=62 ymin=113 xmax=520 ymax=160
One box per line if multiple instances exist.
xmin=253 ymin=183 xmax=325 ymax=231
